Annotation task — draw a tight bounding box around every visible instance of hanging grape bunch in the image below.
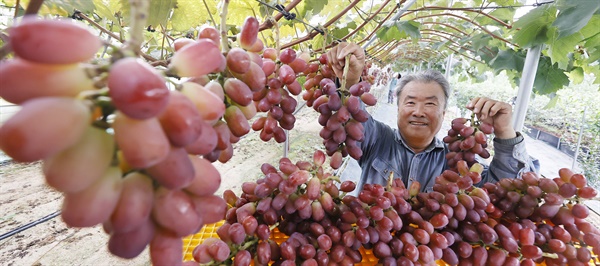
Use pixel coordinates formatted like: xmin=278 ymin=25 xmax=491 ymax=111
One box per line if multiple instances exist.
xmin=443 ymin=113 xmax=494 ymax=169
xmin=250 ymin=46 xmax=307 ymax=143
xmin=0 ymin=11 xmax=315 ymax=265
xmin=301 ymin=53 xmax=377 ymax=169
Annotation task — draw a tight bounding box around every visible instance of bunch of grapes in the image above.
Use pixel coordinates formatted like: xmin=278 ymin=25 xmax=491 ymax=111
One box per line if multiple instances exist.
xmin=250 ymin=46 xmax=306 ymax=143
xmin=301 ymin=54 xmax=377 ymax=169
xmin=443 ymin=114 xmax=494 ymax=168
xmin=0 ymin=16 xmax=237 ymax=265
xmin=0 ymin=13 xmax=316 ymax=265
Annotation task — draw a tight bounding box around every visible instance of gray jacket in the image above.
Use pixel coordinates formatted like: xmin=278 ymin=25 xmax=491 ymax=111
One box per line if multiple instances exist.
xmin=355 ymin=115 xmax=540 ymax=192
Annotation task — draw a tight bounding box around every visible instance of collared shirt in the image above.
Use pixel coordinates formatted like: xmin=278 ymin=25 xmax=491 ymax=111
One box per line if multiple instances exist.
xmin=355 ymin=115 xmax=541 ymax=193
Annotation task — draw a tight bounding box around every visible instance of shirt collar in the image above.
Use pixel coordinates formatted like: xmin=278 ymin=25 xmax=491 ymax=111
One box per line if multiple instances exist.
xmin=395 ymin=130 xmax=445 ymax=153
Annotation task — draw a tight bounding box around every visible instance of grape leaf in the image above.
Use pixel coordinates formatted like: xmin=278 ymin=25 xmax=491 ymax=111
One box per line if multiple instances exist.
xmin=171 ymin=0 xmax=212 ymax=32
xmin=475 ymin=6 xmax=516 ymax=25
xmin=533 ymin=56 xmax=570 ymax=95
xmin=20 ymin=0 xmax=96 ymax=16
xmin=567 ymin=67 xmax=584 ymax=84
xmin=512 ymin=4 xmax=556 ymax=48
xmin=552 ymin=0 xmax=600 ymax=38
xmin=147 ymin=0 xmax=176 ymax=29
xmin=301 ymin=0 xmax=327 ymax=18
xmin=92 ymin=0 xmax=121 ymax=28
xmin=387 ymin=21 xmax=421 ymax=41
xmin=226 ymin=0 xmax=260 ymax=28
xmin=547 ymin=27 xmax=583 ymax=70
xmin=488 ymin=48 xmax=525 ymax=73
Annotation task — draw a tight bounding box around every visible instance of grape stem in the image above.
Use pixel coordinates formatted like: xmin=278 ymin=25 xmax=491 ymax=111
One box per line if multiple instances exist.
xmin=124 ymin=0 xmax=149 ymax=56
xmin=321 ymin=176 xmax=341 ymax=184
xmin=75 ymin=11 xmax=159 ymax=63
xmin=340 ymin=54 xmax=351 ymax=91
xmin=541 ymin=252 xmax=559 ymax=259
xmin=219 ymin=0 xmax=230 ymax=53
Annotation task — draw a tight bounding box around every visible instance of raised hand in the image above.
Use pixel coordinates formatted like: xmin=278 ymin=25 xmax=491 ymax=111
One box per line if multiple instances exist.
xmin=324 ymin=42 xmax=365 ymax=89
xmin=466 ymin=97 xmax=516 ymax=139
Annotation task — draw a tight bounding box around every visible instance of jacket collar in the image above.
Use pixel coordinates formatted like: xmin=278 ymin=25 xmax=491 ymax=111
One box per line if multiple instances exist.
xmin=395 ymin=129 xmax=445 ymax=153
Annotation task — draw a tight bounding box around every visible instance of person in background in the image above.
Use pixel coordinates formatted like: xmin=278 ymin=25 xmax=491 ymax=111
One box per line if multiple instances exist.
xmin=325 ymin=42 xmax=540 ymax=192
xmin=388 ymin=72 xmax=401 ymax=104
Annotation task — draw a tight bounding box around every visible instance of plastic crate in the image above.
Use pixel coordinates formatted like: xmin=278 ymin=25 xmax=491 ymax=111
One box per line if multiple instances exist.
xmin=182 ymin=221 xmax=379 ymax=264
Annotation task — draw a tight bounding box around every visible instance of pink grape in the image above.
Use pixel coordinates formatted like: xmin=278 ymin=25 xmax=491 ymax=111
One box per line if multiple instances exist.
xmin=224 ymin=78 xmax=253 ymax=106
xmin=43 ymin=126 xmax=114 ymax=193
xmin=152 ymin=187 xmax=202 ymax=237
xmin=108 ymin=218 xmax=155 ymax=259
xmin=61 ymin=167 xmax=123 ymax=227
xmin=112 ymin=113 xmax=170 ymax=169
xmin=146 ymin=147 xmax=195 ymax=189
xmin=9 ymin=16 xmax=101 ymax=64
xmin=0 ymin=58 xmax=95 ymax=104
xmin=108 ymin=57 xmax=170 ymax=119
xmin=169 ymin=39 xmax=225 ymax=77
xmin=0 ymin=97 xmax=90 ymax=162
xmin=185 ymin=156 xmax=222 ymax=197
xmin=239 ymin=17 xmax=259 ymax=50
xmin=226 ymin=47 xmax=251 ymax=74
xmin=180 ymin=82 xmax=226 ymax=123
xmin=150 ymin=229 xmax=183 ymax=266
xmin=158 ymin=90 xmax=204 ymax=147
xmin=109 ymin=172 xmax=154 ymax=233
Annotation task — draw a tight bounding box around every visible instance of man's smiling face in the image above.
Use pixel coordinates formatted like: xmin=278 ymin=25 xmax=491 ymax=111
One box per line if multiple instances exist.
xmin=397 ymin=81 xmax=446 ymax=152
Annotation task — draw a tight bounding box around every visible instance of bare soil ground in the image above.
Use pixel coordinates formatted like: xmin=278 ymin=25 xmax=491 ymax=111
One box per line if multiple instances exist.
xmin=0 ymin=105 xmax=326 ymax=266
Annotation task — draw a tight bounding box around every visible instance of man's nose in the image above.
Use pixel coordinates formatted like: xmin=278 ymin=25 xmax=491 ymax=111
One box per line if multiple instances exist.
xmin=413 ymin=104 xmax=426 ymax=116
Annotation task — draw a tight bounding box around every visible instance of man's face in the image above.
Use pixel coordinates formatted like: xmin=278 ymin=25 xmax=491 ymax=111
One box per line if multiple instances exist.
xmin=397 ymin=81 xmax=446 ymax=148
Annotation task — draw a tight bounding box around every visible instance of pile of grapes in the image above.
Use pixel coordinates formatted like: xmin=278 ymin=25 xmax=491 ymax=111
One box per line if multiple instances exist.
xmin=0 ymin=14 xmax=330 ymax=265
xmin=192 ymin=150 xmax=599 ymax=265
xmin=443 ymin=114 xmax=494 ymax=169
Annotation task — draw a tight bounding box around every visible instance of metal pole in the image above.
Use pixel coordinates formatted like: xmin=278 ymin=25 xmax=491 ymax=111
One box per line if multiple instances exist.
xmin=362 ymin=0 xmax=418 ymax=50
xmin=445 ymin=53 xmax=453 ymax=80
xmin=572 ymin=106 xmax=587 ymax=169
xmin=512 ymin=45 xmax=542 ymax=132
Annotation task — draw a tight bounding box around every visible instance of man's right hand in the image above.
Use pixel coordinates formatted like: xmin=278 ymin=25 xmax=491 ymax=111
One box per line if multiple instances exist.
xmin=324 ymin=42 xmax=365 ymax=89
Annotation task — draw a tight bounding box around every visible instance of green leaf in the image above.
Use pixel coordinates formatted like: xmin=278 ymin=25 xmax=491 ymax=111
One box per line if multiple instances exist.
xmin=488 ymin=49 xmax=525 ymax=73
xmin=547 ymin=26 xmax=583 ymax=70
xmin=567 ymin=67 xmax=584 ymax=84
xmin=376 ymin=25 xmax=404 ymax=42
xmin=147 ymin=0 xmax=176 ymax=28
xmin=301 ymin=0 xmax=327 ymax=18
xmin=475 ymin=7 xmax=516 ymax=25
xmin=512 ymin=4 xmax=556 ymax=48
xmin=331 ymin=27 xmax=349 ymax=40
xmin=553 ymin=0 xmax=600 ymax=38
xmin=581 ymin=15 xmax=600 ymax=46
xmin=92 ymin=0 xmax=122 ymax=30
xmin=171 ymin=0 xmax=212 ymax=32
xmin=533 ymin=56 xmax=570 ymax=94
xmin=389 ymin=20 xmax=421 ymax=40
xmin=46 ymin=0 xmax=96 ymax=13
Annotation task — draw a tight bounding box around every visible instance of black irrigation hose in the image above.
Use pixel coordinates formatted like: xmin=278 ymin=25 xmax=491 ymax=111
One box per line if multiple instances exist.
xmin=0 ymin=210 xmax=61 ymax=241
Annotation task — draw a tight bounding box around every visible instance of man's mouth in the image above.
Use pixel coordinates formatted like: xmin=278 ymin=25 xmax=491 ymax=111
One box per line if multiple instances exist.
xmin=409 ymin=121 xmax=428 ymax=126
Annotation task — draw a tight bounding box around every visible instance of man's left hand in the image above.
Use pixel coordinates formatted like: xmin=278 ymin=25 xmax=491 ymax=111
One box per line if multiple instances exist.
xmin=466 ymin=97 xmax=517 ymax=139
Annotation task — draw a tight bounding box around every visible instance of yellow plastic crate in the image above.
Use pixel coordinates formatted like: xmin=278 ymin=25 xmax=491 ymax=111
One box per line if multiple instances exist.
xmin=182 ymin=221 xmax=379 ymax=264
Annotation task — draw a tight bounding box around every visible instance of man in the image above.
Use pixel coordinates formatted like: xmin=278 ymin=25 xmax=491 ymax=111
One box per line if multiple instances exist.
xmin=326 ymin=42 xmax=540 ymax=192
xmin=388 ymin=72 xmax=401 ymax=104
